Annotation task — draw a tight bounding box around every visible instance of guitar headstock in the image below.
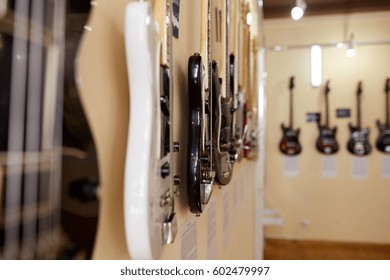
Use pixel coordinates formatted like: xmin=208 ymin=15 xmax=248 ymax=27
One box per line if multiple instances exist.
xmin=325 ymin=80 xmax=330 ymax=95
xmin=357 ymin=81 xmax=362 ymax=96
xmin=289 ymin=76 xmax=295 ymax=91
xmin=385 ymin=78 xmax=390 ymax=94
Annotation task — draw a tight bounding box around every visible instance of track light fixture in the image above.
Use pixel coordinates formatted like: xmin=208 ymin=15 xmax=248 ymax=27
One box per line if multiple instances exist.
xmin=291 ymin=0 xmax=306 ymax=21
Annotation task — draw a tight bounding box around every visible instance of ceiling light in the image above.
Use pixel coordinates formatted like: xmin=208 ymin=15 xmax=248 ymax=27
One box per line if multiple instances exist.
xmin=311 ymin=45 xmax=322 ymax=87
xmin=346 ymin=34 xmax=356 ymax=57
xmin=291 ymin=0 xmax=306 ymax=21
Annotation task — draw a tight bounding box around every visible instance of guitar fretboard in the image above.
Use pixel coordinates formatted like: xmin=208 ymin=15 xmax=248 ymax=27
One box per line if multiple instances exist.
xmin=225 ymin=0 xmax=229 ymax=99
xmin=324 ymin=81 xmax=330 ymax=128
xmin=207 ymin=0 xmax=213 ymax=171
xmin=357 ymin=82 xmax=362 ymax=130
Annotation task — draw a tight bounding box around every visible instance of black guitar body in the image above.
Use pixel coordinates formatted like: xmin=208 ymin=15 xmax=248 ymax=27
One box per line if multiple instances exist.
xmin=212 ymin=61 xmax=233 ymax=185
xmin=376 ymin=121 xmax=390 ymax=153
xmin=347 ymin=124 xmax=371 ymax=156
xmin=187 ymin=54 xmax=204 ymax=213
xmin=279 ymin=76 xmax=301 ymax=156
xmin=316 ymin=125 xmax=339 ymax=154
xmin=160 ymin=66 xmax=171 ymax=156
xmin=279 ymin=124 xmax=302 ymax=155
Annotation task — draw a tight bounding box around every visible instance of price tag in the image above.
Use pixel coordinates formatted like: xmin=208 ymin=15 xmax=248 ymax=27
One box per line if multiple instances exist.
xmin=336 ymin=108 xmax=351 ymax=118
xmin=306 ymin=112 xmax=320 ymax=123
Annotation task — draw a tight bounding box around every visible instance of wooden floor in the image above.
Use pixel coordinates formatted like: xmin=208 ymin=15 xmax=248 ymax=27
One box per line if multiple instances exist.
xmin=264 ymin=238 xmax=390 ymax=260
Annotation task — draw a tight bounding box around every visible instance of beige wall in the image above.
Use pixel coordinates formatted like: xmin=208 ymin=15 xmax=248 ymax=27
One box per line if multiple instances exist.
xmin=77 ymin=0 xmax=263 ymax=259
xmin=264 ymin=12 xmax=390 ymax=244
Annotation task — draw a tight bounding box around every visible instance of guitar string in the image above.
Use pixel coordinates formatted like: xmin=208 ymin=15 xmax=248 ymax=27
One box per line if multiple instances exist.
xmin=21 ymin=0 xmax=45 ymax=259
xmin=208 ymin=0 xmax=213 ymax=174
xmin=4 ymin=0 xmax=30 ymax=259
xmin=386 ymin=80 xmax=390 ymax=127
xmin=35 ymin=0 xmax=65 ymax=258
xmin=166 ymin=0 xmax=176 ymax=223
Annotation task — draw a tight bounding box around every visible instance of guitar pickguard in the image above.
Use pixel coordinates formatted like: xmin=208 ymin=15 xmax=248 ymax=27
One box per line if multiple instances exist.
xmin=347 ymin=125 xmax=371 ymax=156
xmin=376 ymin=121 xmax=390 ymax=153
xmin=212 ymin=61 xmax=233 ymax=185
xmin=316 ymin=125 xmax=339 ymax=154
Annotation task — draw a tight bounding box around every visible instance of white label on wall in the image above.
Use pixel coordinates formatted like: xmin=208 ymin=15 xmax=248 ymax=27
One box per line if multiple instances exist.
xmin=284 ymin=156 xmax=299 ymax=177
xmin=382 ymin=156 xmax=390 ymax=178
xmin=222 ymin=189 xmax=229 ymax=251
xmin=207 ymin=199 xmax=217 ymax=260
xmin=352 ymin=157 xmax=367 ymax=179
xmin=322 ymin=156 xmax=337 ymax=177
xmin=180 ymin=216 xmax=197 ymax=260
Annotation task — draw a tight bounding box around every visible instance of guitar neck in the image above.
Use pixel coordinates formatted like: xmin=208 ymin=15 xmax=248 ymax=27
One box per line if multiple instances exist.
xmin=289 ymin=87 xmax=293 ymax=129
xmin=156 ymin=0 xmax=172 ymax=68
xmin=387 ymin=90 xmax=390 ymax=127
xmin=357 ymin=91 xmax=362 ymax=129
xmin=325 ymin=91 xmax=329 ymax=127
xmin=225 ymin=0 xmax=229 ymax=98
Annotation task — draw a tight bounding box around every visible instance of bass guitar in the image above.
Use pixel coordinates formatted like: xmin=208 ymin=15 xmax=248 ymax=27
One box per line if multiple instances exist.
xmin=316 ymin=80 xmax=339 ymax=154
xmin=233 ymin=0 xmax=246 ymax=160
xmin=124 ymin=0 xmax=178 ymax=259
xmin=212 ymin=0 xmax=235 ymax=186
xmin=187 ymin=0 xmax=215 ymax=214
xmin=279 ymin=76 xmax=302 ymax=155
xmin=376 ymin=78 xmax=390 ymax=153
xmin=347 ymin=81 xmax=371 ymax=156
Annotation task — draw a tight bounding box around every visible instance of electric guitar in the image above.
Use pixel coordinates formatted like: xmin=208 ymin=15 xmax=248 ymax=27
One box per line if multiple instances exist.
xmin=279 ymin=77 xmax=302 ymax=155
xmin=347 ymin=81 xmax=371 ymax=156
xmin=244 ymin=38 xmax=260 ymax=160
xmin=124 ymin=0 xmax=178 ymax=259
xmin=187 ymin=0 xmax=215 ymax=214
xmin=242 ymin=5 xmax=255 ymax=159
xmin=376 ymin=78 xmax=390 ymax=153
xmin=234 ymin=1 xmax=249 ymax=159
xmin=212 ymin=0 xmax=235 ymax=186
xmin=316 ymin=80 xmax=339 ymax=154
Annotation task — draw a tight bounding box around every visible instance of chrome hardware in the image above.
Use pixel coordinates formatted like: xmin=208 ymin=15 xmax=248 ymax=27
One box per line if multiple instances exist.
xmin=162 ymin=213 xmax=178 ymax=245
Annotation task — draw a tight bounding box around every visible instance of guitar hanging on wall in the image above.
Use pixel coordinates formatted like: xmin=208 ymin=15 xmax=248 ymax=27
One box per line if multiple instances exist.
xmin=279 ymin=77 xmax=302 ymax=155
xmin=233 ymin=1 xmax=246 ymax=160
xmin=316 ymin=80 xmax=339 ymax=154
xmin=347 ymin=81 xmax=371 ymax=156
xmin=124 ymin=0 xmax=178 ymax=259
xmin=376 ymin=78 xmax=390 ymax=153
xmin=187 ymin=0 xmax=216 ymax=214
xmin=212 ymin=0 xmax=235 ymax=186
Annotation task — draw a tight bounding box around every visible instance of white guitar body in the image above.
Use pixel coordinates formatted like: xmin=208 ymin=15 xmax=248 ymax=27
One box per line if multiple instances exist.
xmin=124 ymin=2 xmax=176 ymax=260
